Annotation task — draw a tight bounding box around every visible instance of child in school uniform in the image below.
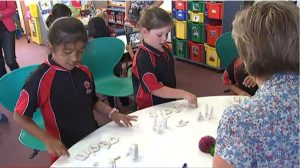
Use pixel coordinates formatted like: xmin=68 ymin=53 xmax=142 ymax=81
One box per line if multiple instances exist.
xmin=132 ymin=7 xmax=197 ymax=110
xmin=97 ymin=12 xmax=116 ymax=37
xmin=222 ymin=56 xmax=258 ymax=96
xmin=13 ymin=17 xmax=137 ymax=164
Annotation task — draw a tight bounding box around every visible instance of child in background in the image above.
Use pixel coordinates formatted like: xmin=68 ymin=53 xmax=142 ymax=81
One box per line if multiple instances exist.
xmin=97 ymin=12 xmax=116 ymax=37
xmin=222 ymin=56 xmax=258 ymax=96
xmin=132 ymin=7 xmax=197 ymax=110
xmin=46 ymin=3 xmax=72 ymax=28
xmin=13 ymin=17 xmax=137 ymax=164
xmin=87 ymin=16 xmax=111 ymax=38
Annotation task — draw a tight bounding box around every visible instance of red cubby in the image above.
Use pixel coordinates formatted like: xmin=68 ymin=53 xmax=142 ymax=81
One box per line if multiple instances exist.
xmin=206 ymin=2 xmax=223 ymax=20
xmin=188 ymin=41 xmax=204 ymax=63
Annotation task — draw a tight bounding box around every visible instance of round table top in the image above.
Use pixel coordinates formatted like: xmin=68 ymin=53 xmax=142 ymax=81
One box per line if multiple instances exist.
xmin=51 ymin=95 xmax=248 ymax=167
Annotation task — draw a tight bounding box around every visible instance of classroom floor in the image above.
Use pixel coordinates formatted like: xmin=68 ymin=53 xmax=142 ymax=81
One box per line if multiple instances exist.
xmin=0 ymin=37 xmax=228 ymax=167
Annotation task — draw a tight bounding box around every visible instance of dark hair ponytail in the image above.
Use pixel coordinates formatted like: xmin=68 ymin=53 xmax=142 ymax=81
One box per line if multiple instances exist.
xmin=87 ymin=17 xmax=110 ymax=38
xmin=46 ymin=3 xmax=72 ymax=28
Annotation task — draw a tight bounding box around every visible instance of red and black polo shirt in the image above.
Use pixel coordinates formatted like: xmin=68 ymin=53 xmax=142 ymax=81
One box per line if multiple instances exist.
xmin=14 ymin=57 xmax=99 ymax=149
xmin=132 ymin=41 xmax=176 ymax=110
xmin=223 ymin=57 xmax=258 ymax=96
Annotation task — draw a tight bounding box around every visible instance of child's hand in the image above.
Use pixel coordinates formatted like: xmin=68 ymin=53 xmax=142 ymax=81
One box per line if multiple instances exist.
xmin=183 ymin=91 xmax=198 ymax=108
xmin=111 ymin=112 xmax=138 ymax=127
xmin=44 ymin=135 xmax=69 ymax=157
xmin=243 ymin=76 xmax=257 ymax=88
xmin=126 ymin=43 xmax=133 ymax=53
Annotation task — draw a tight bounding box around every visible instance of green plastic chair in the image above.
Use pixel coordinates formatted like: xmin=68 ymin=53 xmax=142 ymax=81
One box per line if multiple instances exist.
xmin=0 ymin=65 xmax=46 ymax=158
xmin=215 ymin=32 xmax=239 ymax=70
xmin=81 ymin=37 xmax=133 ymax=97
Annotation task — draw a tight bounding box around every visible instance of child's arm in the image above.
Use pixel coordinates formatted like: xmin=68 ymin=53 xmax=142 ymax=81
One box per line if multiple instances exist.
xmin=228 ymin=84 xmax=251 ymax=96
xmin=93 ymin=100 xmax=137 ymax=127
xmin=152 ymin=86 xmax=198 ymax=107
xmin=126 ymin=43 xmax=135 ymax=60
xmin=13 ymin=113 xmax=69 ymax=157
xmin=124 ymin=1 xmax=132 ymax=22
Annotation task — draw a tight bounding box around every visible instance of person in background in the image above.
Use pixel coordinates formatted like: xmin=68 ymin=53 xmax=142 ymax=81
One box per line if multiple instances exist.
xmin=213 ymin=1 xmax=299 ymax=167
xmin=87 ymin=16 xmax=111 ymax=38
xmin=13 ymin=17 xmax=137 ymax=164
xmin=0 ymin=1 xmax=20 ymax=78
xmin=46 ymin=3 xmax=72 ymax=28
xmin=125 ymin=1 xmax=163 ymax=27
xmin=222 ymin=56 xmax=258 ymax=96
xmin=0 ymin=1 xmax=20 ymax=123
xmin=132 ymin=7 xmax=197 ymax=110
xmin=97 ymin=12 xmax=116 ymax=37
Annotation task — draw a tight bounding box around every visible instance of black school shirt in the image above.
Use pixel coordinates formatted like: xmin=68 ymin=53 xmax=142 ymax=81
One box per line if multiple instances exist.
xmin=14 ymin=57 xmax=99 ymax=149
xmin=132 ymin=41 xmax=176 ymax=110
xmin=223 ymin=57 xmax=258 ymax=96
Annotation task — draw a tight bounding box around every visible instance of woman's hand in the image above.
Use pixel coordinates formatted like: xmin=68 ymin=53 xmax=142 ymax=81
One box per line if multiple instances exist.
xmin=44 ymin=136 xmax=69 ymax=157
xmin=111 ymin=112 xmax=138 ymax=127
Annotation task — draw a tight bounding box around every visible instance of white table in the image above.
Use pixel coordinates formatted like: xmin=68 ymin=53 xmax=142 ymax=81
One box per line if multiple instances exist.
xmin=51 ymin=96 xmax=248 ymax=167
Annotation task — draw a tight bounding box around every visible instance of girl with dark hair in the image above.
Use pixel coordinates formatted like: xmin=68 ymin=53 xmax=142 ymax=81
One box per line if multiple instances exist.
xmin=87 ymin=16 xmax=110 ymax=38
xmin=46 ymin=3 xmax=72 ymax=28
xmin=13 ymin=17 xmax=137 ymax=164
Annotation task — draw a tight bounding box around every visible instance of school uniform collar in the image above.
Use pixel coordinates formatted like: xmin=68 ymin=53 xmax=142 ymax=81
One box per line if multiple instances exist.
xmin=142 ymin=40 xmax=168 ymax=56
xmin=46 ymin=54 xmax=79 ymax=72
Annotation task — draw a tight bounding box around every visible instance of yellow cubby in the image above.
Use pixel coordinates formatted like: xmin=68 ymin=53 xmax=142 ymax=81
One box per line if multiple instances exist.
xmin=175 ymin=20 xmax=187 ymax=39
xmin=188 ymin=11 xmax=204 ymax=23
xmin=204 ymin=44 xmax=220 ymax=67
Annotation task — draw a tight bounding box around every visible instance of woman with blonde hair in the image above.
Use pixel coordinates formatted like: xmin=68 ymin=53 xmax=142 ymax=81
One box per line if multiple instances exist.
xmin=213 ymin=1 xmax=299 ymax=167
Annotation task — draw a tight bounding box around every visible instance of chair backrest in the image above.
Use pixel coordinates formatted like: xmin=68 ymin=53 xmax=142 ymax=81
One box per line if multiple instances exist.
xmin=0 ymin=65 xmax=46 ymax=151
xmin=81 ymin=37 xmax=125 ymax=80
xmin=0 ymin=65 xmax=38 ymax=112
xmin=216 ymin=32 xmax=238 ymax=69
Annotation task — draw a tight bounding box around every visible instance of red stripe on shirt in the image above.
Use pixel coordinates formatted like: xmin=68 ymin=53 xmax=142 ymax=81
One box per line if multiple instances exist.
xmin=14 ymin=90 xmax=30 ymax=115
xmin=38 ymin=68 xmax=61 ymax=141
xmin=142 ymin=72 xmax=163 ymax=92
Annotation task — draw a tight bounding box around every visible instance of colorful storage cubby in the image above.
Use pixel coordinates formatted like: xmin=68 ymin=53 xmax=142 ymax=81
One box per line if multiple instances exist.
xmin=107 ymin=10 xmax=115 ymax=23
xmin=188 ymin=21 xmax=204 ymax=43
xmin=204 ymin=44 xmax=220 ymax=67
xmin=175 ymin=9 xmax=189 ymax=21
xmin=174 ymin=38 xmax=188 ymax=58
xmin=115 ymin=11 xmax=124 ymax=24
xmin=206 ymin=2 xmax=223 ymax=20
xmin=175 ymin=20 xmax=187 ymax=39
xmin=188 ymin=11 xmax=204 ymax=23
xmin=205 ymin=24 xmax=222 ymax=46
xmin=175 ymin=1 xmax=188 ymax=10
xmin=188 ymin=41 xmax=203 ymax=63
xmin=188 ymin=1 xmax=205 ymax=12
